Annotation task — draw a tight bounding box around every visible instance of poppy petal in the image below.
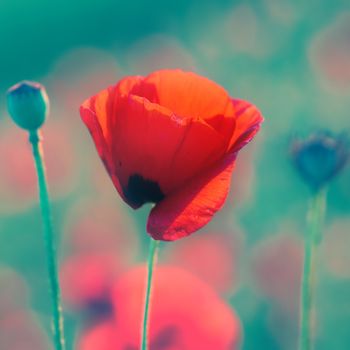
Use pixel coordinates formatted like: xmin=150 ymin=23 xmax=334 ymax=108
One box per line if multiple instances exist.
xmin=109 ymin=95 xmax=227 ymax=200
xmin=115 ymin=75 xmax=144 ymax=96
xmin=79 ymin=76 xmax=147 ymax=207
xmin=81 ymin=76 xmax=144 ymax=143
xmin=80 ymin=99 xmax=125 ymax=202
xmin=130 ymin=69 xmax=236 ymax=141
xmin=229 ymin=98 xmax=264 ymax=153
xmin=147 ymin=152 xmax=237 ymax=241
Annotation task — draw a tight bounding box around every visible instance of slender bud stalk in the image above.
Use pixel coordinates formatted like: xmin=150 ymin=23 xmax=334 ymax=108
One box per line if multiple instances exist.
xmin=141 ymin=238 xmax=160 ymax=350
xmin=29 ymin=130 xmax=66 ymax=350
xmin=299 ymin=188 xmax=326 ymax=350
xmin=7 ymin=81 xmax=66 ymax=349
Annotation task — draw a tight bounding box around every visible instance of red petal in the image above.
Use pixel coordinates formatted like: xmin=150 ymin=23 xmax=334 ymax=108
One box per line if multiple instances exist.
xmin=81 ymin=76 xmax=142 ymax=137
xmin=130 ymin=69 xmax=236 ymax=141
xmin=79 ymin=76 xmax=145 ymax=207
xmin=147 ymin=152 xmax=237 ymax=241
xmin=109 ymin=95 xmax=227 ymax=195
xmin=80 ymin=98 xmax=125 ymax=202
xmin=229 ymin=98 xmax=264 ymax=152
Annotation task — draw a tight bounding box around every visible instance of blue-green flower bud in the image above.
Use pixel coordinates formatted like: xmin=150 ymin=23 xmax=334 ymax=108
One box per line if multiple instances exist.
xmin=290 ymin=131 xmax=349 ymax=191
xmin=6 ymin=81 xmax=49 ymax=131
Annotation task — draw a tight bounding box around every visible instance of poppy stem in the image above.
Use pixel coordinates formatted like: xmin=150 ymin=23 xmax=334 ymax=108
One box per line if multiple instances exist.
xmin=141 ymin=237 xmax=160 ymax=350
xmin=299 ymin=188 xmax=326 ymax=350
xmin=29 ymin=129 xmax=66 ymax=350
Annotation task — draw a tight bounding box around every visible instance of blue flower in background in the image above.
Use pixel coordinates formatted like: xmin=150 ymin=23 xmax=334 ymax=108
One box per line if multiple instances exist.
xmin=291 ymin=131 xmax=349 ymax=191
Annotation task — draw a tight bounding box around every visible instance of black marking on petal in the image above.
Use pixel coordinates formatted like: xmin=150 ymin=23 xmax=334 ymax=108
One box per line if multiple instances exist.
xmin=124 ymin=174 xmax=165 ymax=207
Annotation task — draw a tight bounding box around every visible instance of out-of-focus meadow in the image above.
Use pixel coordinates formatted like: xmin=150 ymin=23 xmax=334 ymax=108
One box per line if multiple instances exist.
xmin=1 ymin=0 xmax=350 ymax=349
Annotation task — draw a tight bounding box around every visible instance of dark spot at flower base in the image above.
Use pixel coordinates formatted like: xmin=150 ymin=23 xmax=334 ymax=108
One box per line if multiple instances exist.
xmin=124 ymin=174 xmax=165 ymax=207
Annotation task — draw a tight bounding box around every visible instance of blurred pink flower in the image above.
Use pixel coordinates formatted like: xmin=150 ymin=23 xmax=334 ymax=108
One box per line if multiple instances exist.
xmin=77 ymin=266 xmax=241 ymax=350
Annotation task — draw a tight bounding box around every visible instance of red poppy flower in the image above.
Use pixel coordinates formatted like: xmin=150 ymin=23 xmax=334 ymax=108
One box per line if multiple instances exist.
xmin=80 ymin=69 xmax=263 ymax=240
xmin=77 ymin=266 xmax=241 ymax=350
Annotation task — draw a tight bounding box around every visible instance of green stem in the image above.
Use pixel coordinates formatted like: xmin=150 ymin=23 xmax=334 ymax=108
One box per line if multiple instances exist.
xmin=141 ymin=238 xmax=160 ymax=350
xmin=299 ymin=188 xmax=326 ymax=350
xmin=29 ymin=130 xmax=66 ymax=350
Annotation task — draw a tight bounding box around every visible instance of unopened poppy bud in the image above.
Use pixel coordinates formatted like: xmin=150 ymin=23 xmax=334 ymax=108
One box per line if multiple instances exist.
xmin=290 ymin=131 xmax=349 ymax=191
xmin=6 ymin=81 xmax=49 ymax=131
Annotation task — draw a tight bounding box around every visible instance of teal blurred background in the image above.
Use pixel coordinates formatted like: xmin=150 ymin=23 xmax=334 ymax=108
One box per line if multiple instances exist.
xmin=1 ymin=0 xmax=350 ymax=349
